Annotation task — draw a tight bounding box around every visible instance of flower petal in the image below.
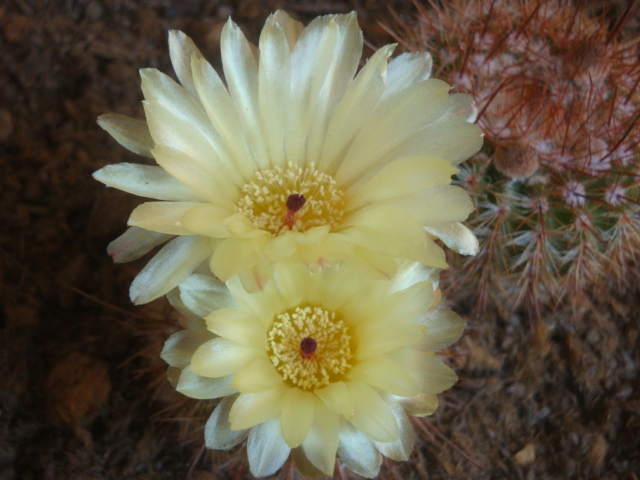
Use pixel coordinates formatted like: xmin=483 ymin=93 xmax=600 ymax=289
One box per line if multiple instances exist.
xmin=397 ymin=393 xmax=438 ymax=417
xmin=210 ymin=237 xmax=260 ymax=282
xmin=418 ymin=309 xmax=466 ymax=351
xmin=345 ymin=156 xmax=458 ymax=212
xmin=346 ymin=381 xmax=399 ymax=443
xmin=379 ymin=280 xmax=437 ymax=327
xmin=374 ymin=399 xmax=415 ymax=461
xmin=337 ymin=420 xmax=382 ymax=478
xmin=388 ymin=261 xmax=440 ymax=294
xmin=247 ymin=415 xmax=291 ymax=477
xmin=206 ymin=308 xmax=267 ymax=348
xmin=336 ymin=79 xmax=452 ymax=187
xmin=258 ymin=14 xmax=291 ymax=167
xmin=291 ymin=447 xmax=325 ymax=479
xmin=151 ymin=144 xmax=239 ymax=209
xmin=382 ymin=52 xmax=433 ymax=100
xmin=191 ymin=56 xmax=257 ymax=180
xmin=128 ymin=201 xmax=200 ymax=235
xmin=286 ymin=13 xmax=362 ymax=167
xmin=318 ymin=44 xmax=394 ymax=175
xmin=272 ymin=261 xmax=309 ymax=307
xmin=353 ymin=323 xmax=426 ymax=362
xmin=161 ymin=328 xmax=214 ymax=368
xmin=229 ymin=385 xmax=288 ymax=430
xmin=383 ymin=93 xmax=484 ymax=166
xmin=180 ymin=204 xmax=232 ymax=238
xmin=130 ymin=235 xmax=211 ymax=304
xmin=315 ymin=381 xmax=354 ymax=420
xmin=401 ymin=185 xmax=475 ymax=226
xmin=233 ymin=356 xmax=284 ymax=393
xmin=280 ymin=387 xmax=315 ymax=447
xmin=425 ymin=222 xmax=479 ymax=255
xmin=178 ymin=273 xmax=236 ymax=318
xmin=408 ymin=351 xmax=459 ymax=394
xmin=191 ymin=337 xmax=259 ymax=378
xmin=168 ymin=30 xmax=204 ymax=99
xmin=166 ymin=288 xmax=204 ymax=328
xmin=272 ymin=10 xmax=304 ymax=50
xmin=221 ymin=19 xmax=269 ymax=169
xmin=259 ymin=235 xmax=297 ymax=263
xmin=204 ymin=394 xmax=249 ymax=450
xmin=291 ymin=13 xmax=363 ymax=166
xmin=176 ymin=367 xmax=236 ymax=400
xmin=347 ymin=353 xmax=422 ymax=397
xmin=343 ymin=246 xmax=398 ymax=281
xmin=302 ymin=398 xmax=340 ymax=475
xmin=141 ymin=69 xmax=235 ymax=177
xmin=93 ymin=163 xmax=202 ymax=201
xmin=107 ymin=227 xmax=173 ymax=264
xmin=238 ymin=262 xmax=276 ymax=294
xmin=97 ymin=113 xmax=154 ymax=158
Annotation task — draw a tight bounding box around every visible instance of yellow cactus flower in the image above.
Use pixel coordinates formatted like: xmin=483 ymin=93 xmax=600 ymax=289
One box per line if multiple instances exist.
xmin=161 ymin=262 xmax=466 ymax=477
xmin=94 ymin=11 xmax=482 ymax=304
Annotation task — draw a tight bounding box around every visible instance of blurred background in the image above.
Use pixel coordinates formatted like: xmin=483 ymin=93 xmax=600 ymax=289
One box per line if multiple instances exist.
xmin=1 ymin=0 xmax=639 ymax=479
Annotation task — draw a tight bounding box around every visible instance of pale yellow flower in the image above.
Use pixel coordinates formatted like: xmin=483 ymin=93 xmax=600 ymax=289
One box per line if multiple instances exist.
xmin=161 ymin=262 xmax=465 ymax=477
xmin=94 ymin=11 xmax=482 ymax=304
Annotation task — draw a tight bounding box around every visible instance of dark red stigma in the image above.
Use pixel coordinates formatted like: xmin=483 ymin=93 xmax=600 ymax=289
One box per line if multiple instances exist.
xmin=286 ymin=194 xmax=306 ymax=212
xmin=300 ymin=337 xmax=317 ymax=359
xmin=284 ymin=194 xmax=306 ymax=230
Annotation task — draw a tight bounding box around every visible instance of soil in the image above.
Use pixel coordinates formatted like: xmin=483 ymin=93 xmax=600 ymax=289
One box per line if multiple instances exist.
xmin=0 ymin=1 xmax=638 ymax=479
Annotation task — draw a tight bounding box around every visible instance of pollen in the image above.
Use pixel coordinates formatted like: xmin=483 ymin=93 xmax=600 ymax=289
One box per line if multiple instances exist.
xmin=267 ymin=305 xmax=352 ymax=391
xmin=237 ymin=162 xmax=345 ymax=235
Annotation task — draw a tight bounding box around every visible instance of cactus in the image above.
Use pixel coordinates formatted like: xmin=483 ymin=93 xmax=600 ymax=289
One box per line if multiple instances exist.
xmin=393 ymin=0 xmax=640 ymax=314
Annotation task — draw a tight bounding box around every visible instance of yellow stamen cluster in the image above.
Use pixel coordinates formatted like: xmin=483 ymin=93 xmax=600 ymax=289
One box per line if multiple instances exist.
xmin=237 ymin=162 xmax=344 ymax=235
xmin=267 ymin=305 xmax=352 ymax=390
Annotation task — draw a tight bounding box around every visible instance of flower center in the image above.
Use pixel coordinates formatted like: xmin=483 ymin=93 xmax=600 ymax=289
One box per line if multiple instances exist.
xmin=267 ymin=305 xmax=352 ymax=390
xmin=237 ymin=162 xmax=345 ymax=235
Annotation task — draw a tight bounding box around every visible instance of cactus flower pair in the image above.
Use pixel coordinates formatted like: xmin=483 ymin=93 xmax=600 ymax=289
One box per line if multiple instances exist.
xmin=95 ymin=10 xmax=481 ymax=478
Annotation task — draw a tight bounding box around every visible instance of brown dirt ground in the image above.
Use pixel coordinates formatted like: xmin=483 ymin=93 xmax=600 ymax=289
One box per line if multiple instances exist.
xmin=0 ymin=1 xmax=638 ymax=479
